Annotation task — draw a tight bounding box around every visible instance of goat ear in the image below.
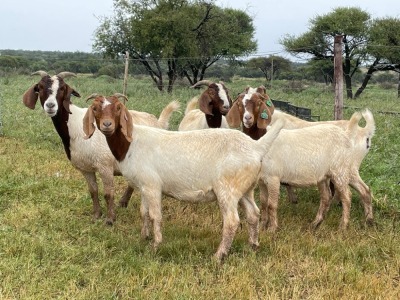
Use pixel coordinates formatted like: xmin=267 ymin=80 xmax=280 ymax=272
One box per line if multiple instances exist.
xmin=198 ymin=93 xmax=213 ymax=116
xmin=259 ymin=93 xmax=275 ymax=115
xmin=226 ymin=103 xmax=241 ymax=128
xmin=63 ymin=88 xmax=81 ymax=114
xmin=22 ymin=84 xmax=39 ymax=109
xmin=83 ymin=107 xmax=96 ymax=139
xmin=257 ymin=101 xmax=272 ymax=129
xmin=120 ymin=106 xmax=133 ymax=143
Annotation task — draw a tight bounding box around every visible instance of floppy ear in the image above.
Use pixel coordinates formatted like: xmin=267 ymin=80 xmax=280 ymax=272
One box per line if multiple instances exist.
xmin=259 ymin=93 xmax=275 ymax=115
xmin=63 ymin=87 xmax=81 ymax=114
xmin=256 ymin=85 xmax=267 ymax=95
xmin=257 ymin=101 xmax=272 ymax=129
xmin=226 ymin=103 xmax=242 ymax=128
xmin=22 ymin=84 xmax=39 ymax=109
xmin=83 ymin=107 xmax=96 ymax=139
xmin=120 ymin=106 xmax=133 ymax=143
xmin=198 ymin=93 xmax=213 ymax=115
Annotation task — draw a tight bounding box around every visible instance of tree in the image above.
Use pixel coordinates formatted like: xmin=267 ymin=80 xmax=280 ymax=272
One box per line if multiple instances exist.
xmin=354 ymin=17 xmax=400 ymax=98
xmin=281 ymin=7 xmax=370 ymax=98
xmin=93 ymin=0 xmax=256 ymax=92
xmin=246 ymin=55 xmax=291 ymax=81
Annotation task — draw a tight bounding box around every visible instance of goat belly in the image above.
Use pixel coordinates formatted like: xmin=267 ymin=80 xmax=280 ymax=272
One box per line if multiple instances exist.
xmin=163 ymin=189 xmax=217 ymax=202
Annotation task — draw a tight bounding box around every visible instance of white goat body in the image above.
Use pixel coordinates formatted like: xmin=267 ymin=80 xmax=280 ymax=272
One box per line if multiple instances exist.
xmin=259 ymin=109 xmax=375 ymax=232
xmin=84 ymin=95 xmax=284 ymax=261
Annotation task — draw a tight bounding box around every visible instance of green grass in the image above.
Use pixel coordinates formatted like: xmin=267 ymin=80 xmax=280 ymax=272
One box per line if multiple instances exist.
xmin=1 ymin=74 xmax=400 ymax=299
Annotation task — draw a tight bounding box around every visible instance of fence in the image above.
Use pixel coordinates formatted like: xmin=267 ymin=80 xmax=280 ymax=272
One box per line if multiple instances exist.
xmin=272 ymin=99 xmax=320 ymax=121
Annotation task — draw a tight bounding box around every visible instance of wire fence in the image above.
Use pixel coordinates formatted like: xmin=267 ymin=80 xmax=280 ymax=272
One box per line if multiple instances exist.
xmin=0 ymin=91 xmax=3 ymax=137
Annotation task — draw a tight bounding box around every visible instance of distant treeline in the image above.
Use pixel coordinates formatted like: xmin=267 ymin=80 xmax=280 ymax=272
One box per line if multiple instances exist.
xmin=1 ymin=49 xmax=398 ymax=86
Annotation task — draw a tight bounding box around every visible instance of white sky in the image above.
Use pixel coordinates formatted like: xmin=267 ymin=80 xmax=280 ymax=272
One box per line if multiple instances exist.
xmin=1 ymin=0 xmax=399 ymax=60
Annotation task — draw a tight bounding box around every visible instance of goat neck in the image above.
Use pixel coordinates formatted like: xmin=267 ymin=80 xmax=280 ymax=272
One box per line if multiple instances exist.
xmin=205 ymin=107 xmax=224 ymax=128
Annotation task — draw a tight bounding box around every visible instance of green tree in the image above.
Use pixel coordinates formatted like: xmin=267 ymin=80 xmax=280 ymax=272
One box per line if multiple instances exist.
xmin=93 ymin=0 xmax=256 ymax=92
xmin=354 ymin=17 xmax=400 ymax=98
xmin=246 ymin=55 xmax=291 ymax=81
xmin=281 ymin=7 xmax=370 ymax=98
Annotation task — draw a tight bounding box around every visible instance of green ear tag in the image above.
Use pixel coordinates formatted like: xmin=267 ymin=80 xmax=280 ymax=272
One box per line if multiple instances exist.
xmin=261 ymin=109 xmax=268 ymax=119
xmin=266 ymin=100 xmax=273 ymax=107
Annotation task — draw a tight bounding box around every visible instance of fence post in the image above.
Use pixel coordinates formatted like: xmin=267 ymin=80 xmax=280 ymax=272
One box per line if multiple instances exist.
xmin=122 ymin=51 xmax=129 ymax=102
xmin=334 ymin=35 xmax=343 ymax=120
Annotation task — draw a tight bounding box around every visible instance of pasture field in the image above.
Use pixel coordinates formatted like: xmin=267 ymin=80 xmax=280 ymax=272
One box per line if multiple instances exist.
xmin=0 ymin=74 xmax=399 ymax=299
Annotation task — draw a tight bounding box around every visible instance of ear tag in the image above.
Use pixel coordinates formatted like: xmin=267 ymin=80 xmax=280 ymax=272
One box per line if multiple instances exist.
xmin=261 ymin=109 xmax=268 ymax=119
xmin=266 ymin=100 xmax=273 ymax=107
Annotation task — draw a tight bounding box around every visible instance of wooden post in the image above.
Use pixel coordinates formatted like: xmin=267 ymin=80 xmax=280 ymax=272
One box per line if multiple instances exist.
xmin=334 ymin=35 xmax=343 ymax=120
xmin=270 ymin=58 xmax=274 ymax=84
xmin=122 ymin=51 xmax=129 ymax=102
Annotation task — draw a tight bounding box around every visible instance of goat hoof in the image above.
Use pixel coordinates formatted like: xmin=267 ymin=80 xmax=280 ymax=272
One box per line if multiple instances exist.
xmin=119 ymin=200 xmax=128 ymax=208
xmin=105 ymin=218 xmax=114 ymax=226
xmin=251 ymin=243 xmax=260 ymax=251
xmin=213 ymin=252 xmax=227 ymax=264
xmin=366 ymin=218 xmax=374 ymax=227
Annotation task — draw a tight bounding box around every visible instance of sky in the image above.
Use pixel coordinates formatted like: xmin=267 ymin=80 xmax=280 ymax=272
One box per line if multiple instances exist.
xmin=1 ymin=0 xmax=399 ymax=61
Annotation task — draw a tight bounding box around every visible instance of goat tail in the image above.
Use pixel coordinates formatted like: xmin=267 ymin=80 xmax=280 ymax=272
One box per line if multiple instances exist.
xmin=347 ymin=108 xmax=376 ymax=140
xmin=257 ymin=118 xmax=285 ymax=153
xmin=184 ymin=97 xmax=199 ymax=115
xmin=158 ymin=100 xmax=181 ymax=129
xmin=361 ymin=109 xmax=376 ymax=137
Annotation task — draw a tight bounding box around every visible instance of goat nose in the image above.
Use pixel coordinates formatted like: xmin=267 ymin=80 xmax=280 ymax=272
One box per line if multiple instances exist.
xmin=223 ymin=105 xmax=230 ymax=110
xmin=245 ymin=115 xmax=252 ymax=120
xmin=46 ymin=102 xmax=55 ymax=108
xmin=103 ymin=121 xmax=112 ymax=128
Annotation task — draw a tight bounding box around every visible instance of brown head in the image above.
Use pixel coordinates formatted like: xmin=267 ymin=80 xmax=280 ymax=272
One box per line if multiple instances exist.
xmin=22 ymin=70 xmax=80 ymax=160
xmin=83 ymin=93 xmax=133 ymax=143
xmin=226 ymin=92 xmax=273 ymax=130
xmin=244 ymin=85 xmax=274 ymax=114
xmin=22 ymin=70 xmax=80 ymax=117
xmin=191 ymin=80 xmax=232 ymax=116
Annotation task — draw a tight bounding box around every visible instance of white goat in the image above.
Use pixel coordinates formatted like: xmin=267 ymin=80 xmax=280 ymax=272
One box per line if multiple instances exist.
xmin=259 ymin=109 xmax=375 ymax=232
xmin=178 ymin=80 xmax=232 ymax=130
xmin=22 ymin=71 xmax=179 ymax=224
xmin=83 ymin=94 xmax=284 ymax=261
xmin=269 ymin=109 xmax=372 ymax=204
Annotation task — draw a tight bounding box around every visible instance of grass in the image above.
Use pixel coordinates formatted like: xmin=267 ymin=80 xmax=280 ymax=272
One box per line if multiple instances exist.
xmin=1 ymin=74 xmax=400 ymax=299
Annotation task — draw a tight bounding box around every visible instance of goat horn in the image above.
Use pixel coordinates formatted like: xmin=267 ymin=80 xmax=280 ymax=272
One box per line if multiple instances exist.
xmin=57 ymin=72 xmax=77 ymax=79
xmin=86 ymin=93 xmax=100 ymax=102
xmin=112 ymin=93 xmax=129 ymax=102
xmin=31 ymin=70 xmax=48 ymax=78
xmin=190 ymin=80 xmax=213 ymax=88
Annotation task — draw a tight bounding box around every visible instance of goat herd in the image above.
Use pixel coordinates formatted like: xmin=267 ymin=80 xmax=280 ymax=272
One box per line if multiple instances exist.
xmin=22 ymin=71 xmax=375 ymax=262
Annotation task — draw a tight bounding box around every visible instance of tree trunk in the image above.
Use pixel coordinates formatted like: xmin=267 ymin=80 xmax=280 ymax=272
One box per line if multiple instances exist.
xmin=167 ymin=59 xmax=178 ymax=93
xmin=354 ymin=58 xmax=379 ymax=99
xmin=343 ymin=36 xmax=353 ymax=99
xmin=398 ymin=72 xmax=400 ymax=98
xmin=140 ymin=58 xmax=164 ymax=91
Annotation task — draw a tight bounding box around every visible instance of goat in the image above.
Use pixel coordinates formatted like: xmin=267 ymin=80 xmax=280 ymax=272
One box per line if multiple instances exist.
xmin=259 ymin=109 xmax=375 ymax=232
xmin=226 ymin=90 xmax=274 ymax=140
xmin=178 ymin=80 xmax=232 ymax=130
xmin=22 ymin=71 xmax=179 ymax=224
xmin=269 ymin=108 xmax=374 ymax=203
xmin=83 ymin=94 xmax=284 ymax=261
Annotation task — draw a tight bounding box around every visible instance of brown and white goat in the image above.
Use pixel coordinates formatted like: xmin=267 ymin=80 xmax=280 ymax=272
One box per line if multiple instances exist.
xmin=83 ymin=94 xmax=284 ymax=261
xmin=22 ymin=71 xmax=179 ymax=224
xmin=226 ymin=90 xmax=274 ymax=140
xmin=178 ymin=80 xmax=232 ymax=130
